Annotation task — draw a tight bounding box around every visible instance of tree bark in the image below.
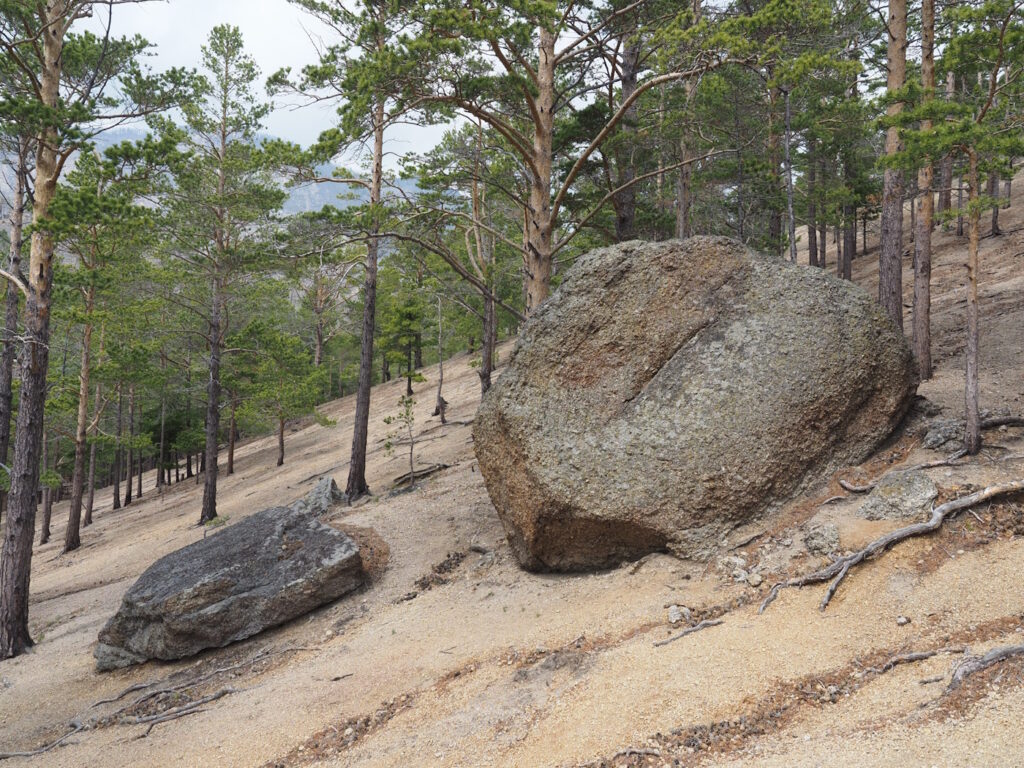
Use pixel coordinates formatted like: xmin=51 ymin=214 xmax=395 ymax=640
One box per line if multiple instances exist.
xmin=344 ymin=98 xmax=385 ymax=502
xmin=879 ymin=0 xmax=907 ymax=329
xmin=964 ymin=150 xmax=981 ymax=454
xmin=524 ymin=27 xmax=556 ymax=315
xmin=912 ymin=0 xmax=935 ymax=381
xmin=0 ymin=135 xmax=29 ymax=526
xmin=0 ymin=9 xmax=63 ymax=655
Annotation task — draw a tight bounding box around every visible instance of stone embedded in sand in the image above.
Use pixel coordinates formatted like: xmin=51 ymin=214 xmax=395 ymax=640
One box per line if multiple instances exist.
xmin=95 ymin=479 xmax=361 ymax=671
xmin=473 ymin=237 xmax=918 ymax=572
xmin=859 ymin=471 xmax=938 ymax=521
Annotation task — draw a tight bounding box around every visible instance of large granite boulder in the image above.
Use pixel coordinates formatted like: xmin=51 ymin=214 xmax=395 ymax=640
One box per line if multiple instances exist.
xmin=473 ymin=237 xmax=917 ymax=572
xmin=96 ymin=479 xmax=361 ymax=670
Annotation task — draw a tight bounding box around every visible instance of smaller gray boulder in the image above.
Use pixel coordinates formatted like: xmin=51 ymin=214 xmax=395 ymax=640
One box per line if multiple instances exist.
xmin=95 ymin=479 xmax=362 ymax=671
xmin=859 ymin=471 xmax=938 ymax=521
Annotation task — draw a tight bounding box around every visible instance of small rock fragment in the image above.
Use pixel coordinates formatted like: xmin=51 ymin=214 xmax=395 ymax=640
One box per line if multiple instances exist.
xmin=804 ymin=524 xmax=840 ymax=556
xmin=746 ymin=572 xmax=763 ymax=587
xmin=897 ymin=615 xmax=911 ymax=626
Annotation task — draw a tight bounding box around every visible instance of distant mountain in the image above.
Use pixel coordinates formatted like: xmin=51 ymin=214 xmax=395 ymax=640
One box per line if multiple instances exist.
xmin=1 ymin=128 xmax=414 ymax=217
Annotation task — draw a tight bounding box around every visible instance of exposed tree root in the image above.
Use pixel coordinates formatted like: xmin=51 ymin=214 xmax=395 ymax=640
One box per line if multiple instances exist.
xmin=866 ymin=646 xmax=965 ymax=674
xmin=653 ymin=619 xmax=723 ymax=648
xmin=761 ymin=480 xmax=1024 ymax=613
xmin=124 ymin=688 xmax=237 ymax=736
xmin=948 ymin=644 xmax=1024 ymax=690
xmin=839 ymin=479 xmax=875 ymax=493
xmin=0 ymin=722 xmax=85 ymax=761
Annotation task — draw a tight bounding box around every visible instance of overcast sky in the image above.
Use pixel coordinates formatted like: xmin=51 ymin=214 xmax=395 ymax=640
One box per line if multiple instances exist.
xmin=83 ymin=0 xmax=447 ymax=167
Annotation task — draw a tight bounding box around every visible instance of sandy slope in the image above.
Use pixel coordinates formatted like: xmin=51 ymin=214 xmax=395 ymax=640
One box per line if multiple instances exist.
xmin=1 ymin=173 xmax=1023 ymax=767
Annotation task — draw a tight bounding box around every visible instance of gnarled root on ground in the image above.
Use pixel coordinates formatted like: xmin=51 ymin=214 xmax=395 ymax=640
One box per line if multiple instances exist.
xmin=762 ymin=480 xmax=1024 ymax=613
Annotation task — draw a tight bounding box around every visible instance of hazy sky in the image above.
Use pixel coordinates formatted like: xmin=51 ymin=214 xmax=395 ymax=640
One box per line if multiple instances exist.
xmin=83 ymin=0 xmax=447 ymax=166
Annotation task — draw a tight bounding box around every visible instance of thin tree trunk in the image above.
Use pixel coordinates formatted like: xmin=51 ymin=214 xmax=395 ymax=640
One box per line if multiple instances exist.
xmin=818 ymin=206 xmax=827 ymax=270
xmin=879 ymin=0 xmax=907 ymax=329
xmin=136 ymin=411 xmax=142 ymax=500
xmin=124 ymin=385 xmax=135 ymax=506
xmin=937 ymin=72 xmax=955 ymax=217
xmin=227 ymin=396 xmax=236 ymax=476
xmin=434 ymin=298 xmax=448 ymax=423
xmin=344 ymin=99 xmax=385 ymax=503
xmin=807 ymin=138 xmax=818 ymax=267
xmin=65 ymin=289 xmax=94 ymax=552
xmin=988 ymin=172 xmax=1000 ymax=235
xmin=39 ymin=433 xmax=50 ymax=545
xmin=913 ymin=0 xmax=935 ymax=381
xmin=200 ymin=282 xmax=222 ymax=523
xmin=842 ymin=205 xmax=855 ymax=281
xmin=84 ymin=379 xmax=101 ymax=527
xmin=157 ymin=382 xmax=166 ymax=493
xmin=277 ymin=416 xmax=285 ymax=467
xmin=113 ymin=385 xmax=122 ymax=509
xmin=957 ymin=175 xmax=964 ymax=236
xmin=613 ymin=42 xmax=640 ymax=242
xmin=784 ymin=88 xmax=797 ymax=262
xmin=0 ymin=11 xmax=62 ymax=655
xmin=964 ymin=150 xmax=981 ymax=454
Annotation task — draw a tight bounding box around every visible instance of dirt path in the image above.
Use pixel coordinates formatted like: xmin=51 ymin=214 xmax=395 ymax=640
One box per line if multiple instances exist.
xmin=1 ymin=173 xmax=1022 ymax=767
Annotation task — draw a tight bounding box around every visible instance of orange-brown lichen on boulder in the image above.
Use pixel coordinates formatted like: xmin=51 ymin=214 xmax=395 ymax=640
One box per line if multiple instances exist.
xmin=473 ymin=237 xmax=918 ymax=572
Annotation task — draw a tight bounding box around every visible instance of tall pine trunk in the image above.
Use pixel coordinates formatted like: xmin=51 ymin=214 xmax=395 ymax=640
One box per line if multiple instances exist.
xmin=964 ymin=150 xmax=981 ymax=454
xmin=524 ymin=27 xmax=556 ymax=316
xmin=807 ymin=138 xmax=818 ymax=267
xmin=0 ymin=136 xmax=28 ymax=526
xmin=612 ymin=42 xmax=640 ymax=242
xmin=344 ymin=99 xmax=385 ymax=502
xmin=65 ymin=288 xmax=94 ymax=551
xmin=124 ymin=385 xmax=135 ymax=506
xmin=937 ymin=73 xmax=955 ymax=217
xmin=912 ymin=0 xmax=935 ymax=380
xmin=879 ymin=0 xmax=907 ymax=329
xmin=200 ymin=282 xmax=223 ymax=523
xmin=0 ymin=13 xmax=63 ymax=655
xmin=112 ymin=385 xmax=123 ymax=509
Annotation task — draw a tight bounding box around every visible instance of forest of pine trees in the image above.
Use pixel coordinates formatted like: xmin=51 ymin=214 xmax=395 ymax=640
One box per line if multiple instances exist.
xmin=0 ymin=0 xmax=1020 ymax=658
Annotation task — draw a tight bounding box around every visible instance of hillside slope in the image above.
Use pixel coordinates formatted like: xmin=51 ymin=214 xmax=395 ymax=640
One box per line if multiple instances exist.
xmin=1 ymin=172 xmax=1023 ymax=767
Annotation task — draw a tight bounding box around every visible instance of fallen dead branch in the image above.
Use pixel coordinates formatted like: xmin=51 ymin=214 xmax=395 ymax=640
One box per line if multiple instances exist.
xmin=653 ymin=619 xmax=723 ymax=648
xmin=948 ymin=644 xmax=1024 ymax=690
xmin=0 ymin=722 xmax=85 ymax=761
xmin=761 ymin=480 xmax=1024 ymax=613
